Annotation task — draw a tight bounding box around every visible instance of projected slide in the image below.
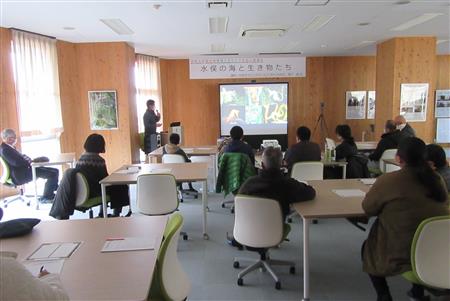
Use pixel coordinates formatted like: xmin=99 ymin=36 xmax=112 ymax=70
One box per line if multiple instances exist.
xmin=220 ymin=83 xmax=288 ymax=136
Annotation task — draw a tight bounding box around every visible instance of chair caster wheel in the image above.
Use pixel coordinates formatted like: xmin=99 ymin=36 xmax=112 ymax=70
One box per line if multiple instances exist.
xmin=289 ymin=266 xmax=295 ymax=274
xmin=233 ymin=261 xmax=240 ymax=269
xmin=180 ymin=199 xmax=184 ymax=203
xmin=183 ymin=234 xmax=188 ymax=240
xmin=26 ymin=202 xmax=30 ymax=206
xmin=231 ymin=208 xmax=235 ymax=214
xmin=221 ymin=203 xmax=225 ymax=208
xmin=275 ymin=281 xmax=281 ymax=290
xmin=237 ymin=278 xmax=243 ymax=286
xmin=287 ymin=218 xmax=292 ymax=223
xmin=312 ymin=219 xmax=318 ymax=224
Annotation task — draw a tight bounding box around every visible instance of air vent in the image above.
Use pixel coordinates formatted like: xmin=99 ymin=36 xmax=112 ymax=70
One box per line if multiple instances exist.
xmin=209 ymin=17 xmax=229 ymax=33
xmin=207 ymin=0 xmax=232 ymax=8
xmin=295 ymin=0 xmax=330 ymax=6
xmin=239 ymin=25 xmax=289 ymax=38
xmin=100 ymin=19 xmax=134 ymax=35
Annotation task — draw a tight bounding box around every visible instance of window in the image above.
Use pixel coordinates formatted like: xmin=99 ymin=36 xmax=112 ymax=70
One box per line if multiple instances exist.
xmin=11 ymin=30 xmax=63 ymax=157
xmin=135 ymin=54 xmax=162 ymax=133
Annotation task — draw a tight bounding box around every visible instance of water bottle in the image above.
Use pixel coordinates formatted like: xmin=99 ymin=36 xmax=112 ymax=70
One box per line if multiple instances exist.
xmin=331 ymin=148 xmax=336 ymax=161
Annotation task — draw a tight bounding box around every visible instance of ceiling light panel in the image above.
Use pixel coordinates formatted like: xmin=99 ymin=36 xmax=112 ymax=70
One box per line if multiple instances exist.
xmin=100 ymin=19 xmax=134 ymax=35
xmin=302 ymin=15 xmax=335 ymax=32
xmin=209 ymin=17 xmax=228 ymax=33
xmin=390 ymin=13 xmax=443 ymax=31
xmin=295 ymin=0 xmax=330 ymax=6
xmin=207 ymin=1 xmax=232 ymax=8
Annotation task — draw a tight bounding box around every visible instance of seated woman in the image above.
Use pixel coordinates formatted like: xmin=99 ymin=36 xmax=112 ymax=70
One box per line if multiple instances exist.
xmin=362 ymin=137 xmax=449 ymax=301
xmin=76 ymin=134 xmax=131 ymax=217
xmin=426 ymin=143 xmax=450 ymax=192
xmin=163 ymin=133 xmax=195 ymax=191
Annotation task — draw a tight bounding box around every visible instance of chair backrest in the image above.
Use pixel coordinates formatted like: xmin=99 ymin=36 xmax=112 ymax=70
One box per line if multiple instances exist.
xmin=75 ymin=172 xmax=89 ymax=207
xmin=233 ymin=195 xmax=284 ymax=248
xmin=0 ymin=156 xmax=11 ymax=185
xmin=291 ymin=162 xmax=324 ymax=181
xmin=157 ymin=213 xmax=191 ymax=300
xmin=136 ymin=174 xmax=178 ymax=215
xmin=325 ymin=138 xmax=336 ymax=150
xmin=190 ymin=156 xmax=212 ymax=164
xmin=411 ymin=215 xmax=450 ymax=289
xmin=379 ymin=149 xmax=398 ymax=173
xmin=162 ymin=154 xmax=186 ymax=163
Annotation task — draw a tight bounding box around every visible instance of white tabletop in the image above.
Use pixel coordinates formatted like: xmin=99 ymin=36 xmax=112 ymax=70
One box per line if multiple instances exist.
xmin=0 ymin=216 xmax=167 ymax=300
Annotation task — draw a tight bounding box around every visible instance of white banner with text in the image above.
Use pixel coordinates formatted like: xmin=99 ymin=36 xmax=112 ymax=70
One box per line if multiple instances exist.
xmin=189 ymin=56 xmax=306 ymax=79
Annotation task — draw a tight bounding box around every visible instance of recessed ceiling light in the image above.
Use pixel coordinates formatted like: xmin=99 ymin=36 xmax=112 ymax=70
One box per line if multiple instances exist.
xmin=321 ymin=44 xmax=327 ymax=48
xmin=63 ymin=27 xmax=75 ymax=30
xmin=357 ymin=22 xmax=370 ymax=26
xmin=302 ymin=15 xmax=335 ymax=32
xmin=391 ymin=13 xmax=443 ymax=31
xmin=209 ymin=17 xmax=228 ymax=34
xmin=100 ymin=19 xmax=134 ymax=35
xmin=153 ymin=4 xmax=161 ymax=10
xmin=395 ymin=0 xmax=410 ymax=5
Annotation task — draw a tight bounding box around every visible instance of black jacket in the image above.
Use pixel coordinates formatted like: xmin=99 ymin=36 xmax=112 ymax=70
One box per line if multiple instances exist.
xmin=336 ymin=140 xmax=369 ymax=178
xmin=335 ymin=140 xmax=358 ymax=161
xmin=49 ymin=168 xmax=79 ymax=220
xmin=0 ymin=143 xmax=32 ymax=185
xmin=143 ymin=109 xmax=160 ymax=136
xmin=399 ymin=123 xmax=416 ymax=140
xmin=224 ymin=140 xmax=255 ymax=166
xmin=369 ymin=130 xmax=402 ymax=161
xmin=238 ymin=169 xmax=316 ymax=219
xmin=284 ymin=141 xmax=321 ymax=172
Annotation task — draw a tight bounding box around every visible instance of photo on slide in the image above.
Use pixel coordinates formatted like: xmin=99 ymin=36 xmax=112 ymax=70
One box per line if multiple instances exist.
xmin=220 ymin=83 xmax=288 ymax=135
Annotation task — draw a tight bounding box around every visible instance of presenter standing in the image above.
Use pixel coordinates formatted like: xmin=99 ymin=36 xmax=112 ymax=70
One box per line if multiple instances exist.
xmin=143 ymin=99 xmax=161 ymax=154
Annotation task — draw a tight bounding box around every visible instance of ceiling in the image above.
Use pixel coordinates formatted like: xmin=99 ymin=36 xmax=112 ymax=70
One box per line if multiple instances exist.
xmin=2 ymin=0 xmax=449 ymax=58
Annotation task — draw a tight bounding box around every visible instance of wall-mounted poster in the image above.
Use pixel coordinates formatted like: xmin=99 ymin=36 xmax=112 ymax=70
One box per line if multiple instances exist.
xmin=436 ymin=118 xmax=450 ymax=143
xmin=435 ymin=90 xmax=450 ymax=118
xmin=346 ymin=91 xmax=366 ymax=119
xmin=400 ymin=83 xmax=428 ymax=122
xmin=367 ymin=91 xmax=376 ymax=119
xmin=88 ymin=91 xmax=118 ymax=130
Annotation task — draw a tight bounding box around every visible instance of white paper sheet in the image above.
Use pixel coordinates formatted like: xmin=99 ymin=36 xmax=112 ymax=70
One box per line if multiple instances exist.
xmin=332 ymin=189 xmax=366 ymax=198
xmin=101 ymin=237 xmax=157 ymax=253
xmin=23 ymin=259 xmax=65 ymax=276
xmin=116 ymin=166 xmax=141 ymax=174
xmin=28 ymin=242 xmax=81 ymax=260
xmin=360 ymin=178 xmax=376 ymax=185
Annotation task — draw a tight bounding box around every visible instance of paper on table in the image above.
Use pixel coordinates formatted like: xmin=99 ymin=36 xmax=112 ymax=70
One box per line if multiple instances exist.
xmin=101 ymin=237 xmax=157 ymax=252
xmin=148 ymin=168 xmax=172 ymax=174
xmin=116 ymin=166 xmax=140 ymax=174
xmin=23 ymin=259 xmax=65 ymax=276
xmin=28 ymin=242 xmax=81 ymax=260
xmin=333 ymin=189 xmax=366 ymax=198
xmin=360 ymin=178 xmax=376 ymax=185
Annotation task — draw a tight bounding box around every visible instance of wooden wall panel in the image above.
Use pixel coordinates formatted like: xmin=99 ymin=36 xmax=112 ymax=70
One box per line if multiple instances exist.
xmin=58 ymin=42 xmax=137 ymax=171
xmin=160 ymin=58 xmax=327 ymax=147
xmin=437 ymin=55 xmax=450 ymax=89
xmin=324 ymin=56 xmax=377 ymax=141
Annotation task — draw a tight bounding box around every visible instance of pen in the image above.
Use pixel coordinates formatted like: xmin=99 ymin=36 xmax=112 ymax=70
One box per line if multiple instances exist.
xmin=106 ymin=238 xmax=125 ymax=241
xmin=40 ymin=265 xmax=44 ymax=273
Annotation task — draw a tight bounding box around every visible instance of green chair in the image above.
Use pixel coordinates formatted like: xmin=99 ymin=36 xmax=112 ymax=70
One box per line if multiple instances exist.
xmin=0 ymin=156 xmax=30 ymax=208
xmin=149 ymin=213 xmax=190 ymax=301
xmin=74 ymin=172 xmax=109 ymax=219
xmin=402 ymin=215 xmax=450 ymax=296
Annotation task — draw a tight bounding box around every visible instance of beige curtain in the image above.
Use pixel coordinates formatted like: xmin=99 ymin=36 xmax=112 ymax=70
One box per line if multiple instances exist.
xmin=11 ymin=30 xmax=63 ymax=137
xmin=135 ymin=54 xmax=162 ymax=133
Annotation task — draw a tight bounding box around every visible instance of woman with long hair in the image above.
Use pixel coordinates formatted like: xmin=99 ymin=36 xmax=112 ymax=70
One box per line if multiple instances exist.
xmin=362 ymin=137 xmax=449 ymax=301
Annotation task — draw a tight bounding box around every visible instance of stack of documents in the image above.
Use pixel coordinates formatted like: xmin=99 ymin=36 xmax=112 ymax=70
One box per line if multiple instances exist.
xmin=332 ymin=189 xmax=366 ymax=198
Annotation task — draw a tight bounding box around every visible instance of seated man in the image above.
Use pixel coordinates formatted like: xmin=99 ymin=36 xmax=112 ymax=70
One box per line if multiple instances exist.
xmin=223 ymin=125 xmax=255 ymax=166
xmin=394 ymin=115 xmax=416 ymax=140
xmin=163 ymin=133 xmax=195 ymax=192
xmin=0 ymin=129 xmax=58 ymax=203
xmin=426 ymin=144 xmax=450 ymax=192
xmin=284 ymin=126 xmax=321 ymax=172
xmin=228 ymin=147 xmax=315 ymax=247
xmin=368 ymin=120 xmax=402 ymax=168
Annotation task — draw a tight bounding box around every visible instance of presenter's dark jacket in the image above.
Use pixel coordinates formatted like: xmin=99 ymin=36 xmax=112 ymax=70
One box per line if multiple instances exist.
xmin=223 ymin=140 xmax=255 ymax=166
xmin=362 ymin=167 xmax=449 ymax=276
xmin=239 ymin=168 xmax=316 ymax=219
xmin=368 ymin=130 xmax=402 ymax=161
xmin=0 ymin=142 xmax=32 ymax=185
xmin=284 ymin=141 xmax=321 ymax=172
xmin=143 ymin=109 xmax=160 ymax=136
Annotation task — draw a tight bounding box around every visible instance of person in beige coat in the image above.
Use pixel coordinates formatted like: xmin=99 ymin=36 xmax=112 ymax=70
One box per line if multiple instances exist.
xmin=362 ymin=137 xmax=449 ymax=301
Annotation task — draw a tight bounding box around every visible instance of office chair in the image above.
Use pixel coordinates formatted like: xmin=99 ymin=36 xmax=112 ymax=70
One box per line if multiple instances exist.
xmin=149 ymin=213 xmax=191 ymax=301
xmin=136 ymin=173 xmax=188 ymax=240
xmin=74 ymin=172 xmax=109 ymax=219
xmin=233 ymin=195 xmax=295 ymax=290
xmin=0 ymin=156 xmax=30 ymax=208
xmin=162 ymin=154 xmax=199 ymax=201
xmin=402 ymin=215 xmax=450 ymax=298
xmin=287 ymin=162 xmax=323 ymax=223
xmin=379 ymin=149 xmax=398 ymax=174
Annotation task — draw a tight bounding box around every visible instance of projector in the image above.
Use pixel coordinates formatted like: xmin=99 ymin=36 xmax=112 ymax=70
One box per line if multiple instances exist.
xmin=261 ymin=140 xmax=281 ymax=150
